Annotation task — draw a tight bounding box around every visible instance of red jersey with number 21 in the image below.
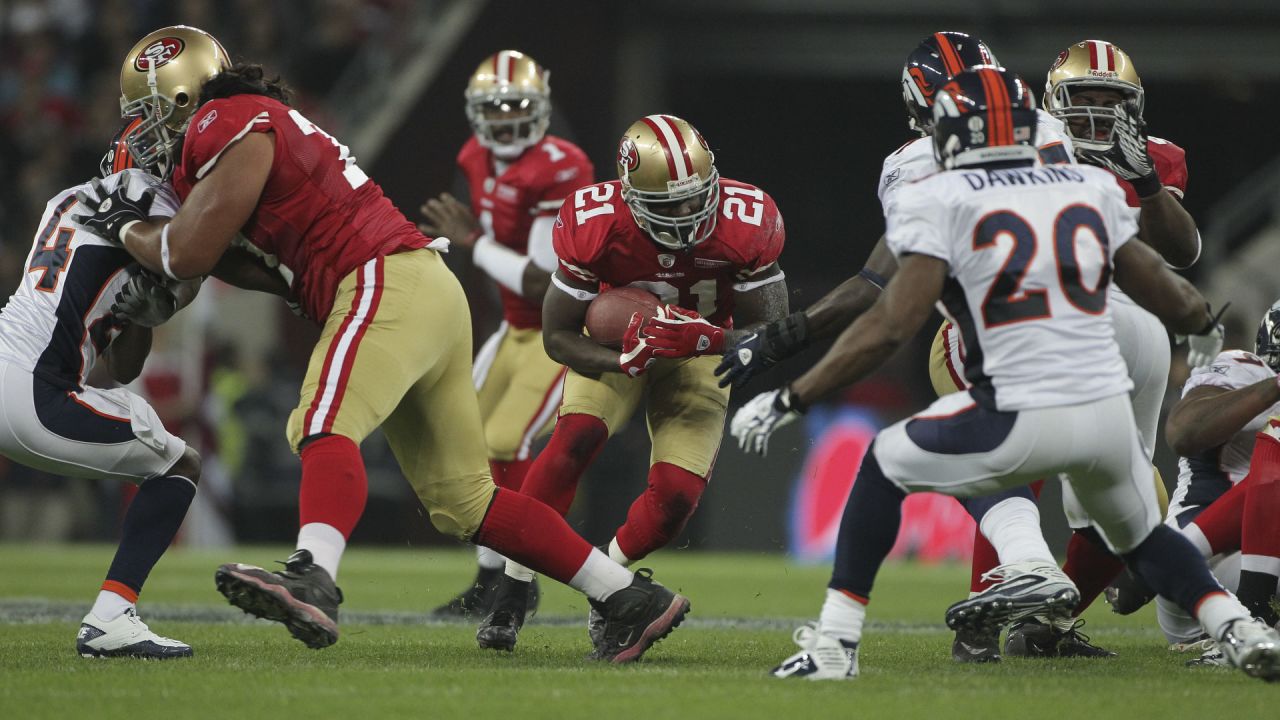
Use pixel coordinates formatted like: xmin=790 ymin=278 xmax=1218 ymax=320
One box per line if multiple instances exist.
xmin=554 ymin=178 xmax=785 ymax=327
xmin=172 ymin=94 xmax=431 ymax=320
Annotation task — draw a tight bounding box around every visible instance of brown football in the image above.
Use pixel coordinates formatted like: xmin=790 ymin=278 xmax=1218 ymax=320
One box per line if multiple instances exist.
xmin=585 ymin=286 xmax=662 ymax=350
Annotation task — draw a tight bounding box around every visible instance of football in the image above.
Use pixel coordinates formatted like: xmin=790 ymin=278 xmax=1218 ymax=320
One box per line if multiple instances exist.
xmin=585 ymin=286 xmax=662 ymax=350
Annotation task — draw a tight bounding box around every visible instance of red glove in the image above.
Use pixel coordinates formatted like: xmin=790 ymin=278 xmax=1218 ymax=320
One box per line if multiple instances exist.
xmin=645 ymin=305 xmax=726 ymax=358
xmin=618 ymin=312 xmax=659 ymax=377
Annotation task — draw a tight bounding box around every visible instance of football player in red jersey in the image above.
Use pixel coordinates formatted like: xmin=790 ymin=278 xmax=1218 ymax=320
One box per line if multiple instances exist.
xmin=78 ymin=25 xmax=689 ymax=662
xmin=417 ymin=50 xmax=593 ymax=618
xmin=474 ymin=114 xmax=790 ymax=651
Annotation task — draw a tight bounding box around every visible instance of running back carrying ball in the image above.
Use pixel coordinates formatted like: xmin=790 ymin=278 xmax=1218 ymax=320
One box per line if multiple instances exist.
xmin=585 ymin=286 xmax=661 ymax=349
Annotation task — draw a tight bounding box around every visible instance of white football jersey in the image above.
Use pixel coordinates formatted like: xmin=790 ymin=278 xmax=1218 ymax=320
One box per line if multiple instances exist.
xmin=0 ymin=170 xmax=180 ymax=390
xmin=885 ymin=162 xmax=1138 ymax=411
xmin=878 ymin=109 xmax=1075 ymax=211
xmin=1171 ymin=350 xmax=1280 ymax=511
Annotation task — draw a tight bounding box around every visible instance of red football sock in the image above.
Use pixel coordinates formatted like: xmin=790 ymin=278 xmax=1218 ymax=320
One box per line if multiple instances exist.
xmin=1242 ymin=432 xmax=1280 ymax=578
xmin=518 ymin=413 xmax=608 ymax=516
xmin=1064 ymin=529 xmax=1125 ymax=616
xmin=613 ymin=462 xmax=707 ymax=562
xmin=970 ymin=479 xmax=1045 ymax=592
xmin=1188 ymin=478 xmax=1248 ymax=556
xmin=298 ymin=435 xmax=368 ymax=538
xmin=490 ymin=458 xmax=533 ymax=493
xmin=473 ymin=488 xmax=593 ymax=583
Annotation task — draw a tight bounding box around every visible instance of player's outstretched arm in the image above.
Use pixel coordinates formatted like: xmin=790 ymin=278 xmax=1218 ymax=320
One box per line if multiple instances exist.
xmin=121 ymin=133 xmax=274 ymax=280
xmin=716 ymin=235 xmax=898 ymax=388
xmin=1166 ymin=380 xmax=1280 ymax=457
xmin=102 ymin=324 xmax=153 ymax=385
xmin=1112 ymin=238 xmax=1214 ymax=336
xmin=542 ymin=270 xmax=631 ymax=377
xmin=1137 ymin=189 xmax=1200 ymax=270
xmin=211 ymin=247 xmax=293 ymax=298
xmin=790 ymin=253 xmax=944 ymax=406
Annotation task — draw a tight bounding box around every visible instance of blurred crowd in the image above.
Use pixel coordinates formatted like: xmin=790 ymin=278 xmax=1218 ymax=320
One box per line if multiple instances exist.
xmin=0 ymin=0 xmax=419 ymax=544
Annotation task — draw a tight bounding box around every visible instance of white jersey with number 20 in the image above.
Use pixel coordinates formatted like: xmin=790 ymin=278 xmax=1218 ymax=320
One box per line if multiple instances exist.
xmin=885 ymin=163 xmax=1138 ymax=411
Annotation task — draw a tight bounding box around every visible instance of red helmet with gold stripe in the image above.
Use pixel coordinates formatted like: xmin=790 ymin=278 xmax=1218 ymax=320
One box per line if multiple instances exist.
xmin=616 ymin=114 xmax=719 ymax=251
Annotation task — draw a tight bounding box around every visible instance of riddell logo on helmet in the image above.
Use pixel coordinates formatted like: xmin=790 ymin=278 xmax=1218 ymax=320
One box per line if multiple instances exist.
xmin=618 ymin=138 xmax=640 ymax=173
xmin=135 ymin=37 xmax=186 ymax=71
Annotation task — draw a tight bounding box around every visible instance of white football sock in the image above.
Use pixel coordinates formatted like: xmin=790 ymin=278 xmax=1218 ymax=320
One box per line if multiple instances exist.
xmin=818 ymin=588 xmax=867 ymax=645
xmin=476 ymin=545 xmax=506 ymax=571
xmin=504 ymin=560 xmax=535 ymax=583
xmin=608 ymin=537 xmax=633 ymax=567
xmin=980 ymin=497 xmax=1056 ymax=565
xmin=90 ymin=589 xmax=134 ymax=622
xmin=568 ymin=548 xmax=634 ymax=602
xmin=297 ymin=522 xmax=346 ymax=581
xmin=1195 ymin=590 xmax=1251 ymax=639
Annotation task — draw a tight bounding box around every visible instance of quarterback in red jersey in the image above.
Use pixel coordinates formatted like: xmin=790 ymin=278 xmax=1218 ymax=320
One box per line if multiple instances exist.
xmin=419 ymin=50 xmax=593 ymax=618
xmin=475 ymin=114 xmax=789 ymax=651
xmin=80 ymin=26 xmax=689 ymax=662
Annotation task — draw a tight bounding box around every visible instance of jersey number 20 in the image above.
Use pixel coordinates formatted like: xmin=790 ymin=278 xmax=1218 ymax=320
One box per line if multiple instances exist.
xmin=975 ymin=205 xmax=1110 ymax=328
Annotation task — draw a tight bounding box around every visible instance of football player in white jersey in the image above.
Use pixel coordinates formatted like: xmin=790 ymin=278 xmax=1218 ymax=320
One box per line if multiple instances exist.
xmin=718 ymin=31 xmax=1092 ymax=663
xmin=1107 ymin=301 xmax=1280 ymax=660
xmin=0 ymin=120 xmax=201 ymax=659
xmin=731 ymin=66 xmax=1279 ymax=682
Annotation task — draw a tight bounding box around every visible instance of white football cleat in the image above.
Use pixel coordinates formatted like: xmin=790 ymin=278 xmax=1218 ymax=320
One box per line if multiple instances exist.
xmin=1216 ymin=618 xmax=1280 ymax=681
xmin=946 ymin=561 xmax=1079 ymax=634
xmin=770 ymin=624 xmax=858 ymax=680
xmin=76 ymin=608 xmax=192 ymax=659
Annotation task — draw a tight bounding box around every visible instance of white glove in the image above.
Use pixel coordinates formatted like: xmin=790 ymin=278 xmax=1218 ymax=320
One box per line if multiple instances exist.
xmin=1186 ymin=323 xmax=1224 ymax=369
xmin=730 ymin=387 xmax=804 ymax=456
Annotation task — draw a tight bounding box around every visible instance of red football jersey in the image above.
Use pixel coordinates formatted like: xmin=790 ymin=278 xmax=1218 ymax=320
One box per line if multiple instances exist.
xmin=1113 ymin=136 xmax=1188 ymax=207
xmin=458 ymin=135 xmax=593 ymax=328
xmin=554 ymin=178 xmax=785 ymax=327
xmin=172 ymin=94 xmax=430 ymax=320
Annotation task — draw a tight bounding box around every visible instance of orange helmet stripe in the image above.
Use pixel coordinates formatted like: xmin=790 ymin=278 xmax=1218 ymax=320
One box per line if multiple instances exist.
xmin=978 ymin=68 xmax=1012 ymax=146
xmin=934 ymin=32 xmax=965 ymax=77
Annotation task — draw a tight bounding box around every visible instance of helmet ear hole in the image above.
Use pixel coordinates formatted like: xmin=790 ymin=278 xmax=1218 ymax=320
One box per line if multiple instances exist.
xmin=174 ymin=91 xmax=189 ymax=107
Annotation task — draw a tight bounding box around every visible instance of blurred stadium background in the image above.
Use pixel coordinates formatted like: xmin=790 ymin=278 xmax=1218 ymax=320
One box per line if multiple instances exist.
xmin=4 ymin=0 xmax=1280 ymax=562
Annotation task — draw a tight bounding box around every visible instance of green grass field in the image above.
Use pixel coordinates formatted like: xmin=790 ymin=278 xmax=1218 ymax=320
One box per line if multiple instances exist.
xmin=0 ymin=544 xmax=1274 ymax=719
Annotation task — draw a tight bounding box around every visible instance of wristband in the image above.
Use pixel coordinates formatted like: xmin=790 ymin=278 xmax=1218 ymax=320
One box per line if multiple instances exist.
xmin=858 ymin=267 xmax=889 ymax=290
xmin=1131 ymin=172 xmax=1163 ymax=200
xmin=1195 ymin=302 xmax=1230 ymax=336
xmin=160 ymin=224 xmax=181 ymax=281
xmin=777 ymin=386 xmax=807 ymax=415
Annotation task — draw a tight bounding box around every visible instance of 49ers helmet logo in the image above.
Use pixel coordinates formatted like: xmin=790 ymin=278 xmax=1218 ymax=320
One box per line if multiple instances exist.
xmin=134 ymin=37 xmax=185 ymax=71
xmin=1051 ymin=49 xmax=1070 ymax=71
xmin=618 ymin=137 xmax=640 ymax=173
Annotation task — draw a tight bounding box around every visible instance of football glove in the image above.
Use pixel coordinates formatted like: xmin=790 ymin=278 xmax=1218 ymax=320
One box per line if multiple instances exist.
xmin=618 ymin=312 xmax=659 ymax=377
xmin=111 ymin=271 xmax=179 ymax=328
xmin=646 ymin=305 xmax=726 ymax=358
xmin=1180 ymin=302 xmax=1229 ymax=369
xmin=1079 ymin=99 xmax=1161 ymax=197
xmin=731 ymin=386 xmax=805 ymax=456
xmin=75 ymin=174 xmax=155 ymax=244
xmin=715 ymin=312 xmax=810 ymax=388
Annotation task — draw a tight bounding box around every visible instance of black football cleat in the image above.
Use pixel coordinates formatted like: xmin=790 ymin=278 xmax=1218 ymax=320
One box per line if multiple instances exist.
xmin=1005 ymin=617 xmax=1116 ymax=658
xmin=589 ymin=568 xmax=690 ymax=664
xmin=951 ymin=626 xmax=1002 ymax=663
xmin=1104 ymin=567 xmax=1157 ymax=615
xmin=214 ymin=549 xmax=343 ymax=649
xmin=476 ymin=575 xmax=533 ymax=651
xmin=431 ymin=567 xmax=540 ymax=619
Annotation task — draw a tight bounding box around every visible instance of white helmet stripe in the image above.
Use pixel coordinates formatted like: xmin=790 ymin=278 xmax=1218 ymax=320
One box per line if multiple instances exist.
xmin=646 ymin=114 xmax=690 ymax=180
xmin=1089 ymin=40 xmax=1113 ymax=72
xmin=497 ymin=51 xmax=512 ymax=83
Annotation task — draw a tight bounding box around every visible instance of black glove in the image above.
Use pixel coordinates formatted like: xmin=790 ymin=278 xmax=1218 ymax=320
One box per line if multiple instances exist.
xmin=75 ymin=174 xmax=155 ymax=244
xmin=715 ymin=311 xmax=810 ymax=389
xmin=1079 ymin=99 xmax=1161 ymax=197
xmin=111 ymin=271 xmax=179 ymax=327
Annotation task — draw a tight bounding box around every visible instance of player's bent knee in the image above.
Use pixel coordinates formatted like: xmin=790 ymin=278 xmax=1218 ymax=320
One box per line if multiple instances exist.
xmin=169 ymin=446 xmax=202 ymax=484
xmin=415 ymin=474 xmax=497 ymax=541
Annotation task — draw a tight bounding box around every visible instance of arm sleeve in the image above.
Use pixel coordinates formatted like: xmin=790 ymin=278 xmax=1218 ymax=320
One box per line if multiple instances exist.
xmin=1182 ymin=351 xmax=1274 ymax=395
xmin=527 ymin=215 xmax=559 ymax=272
xmin=183 ymin=99 xmax=274 ymax=181
xmin=552 ymin=208 xmax=598 ymax=283
xmin=1101 ymin=175 xmax=1140 ymax=257
xmin=733 ymin=196 xmax=787 ymax=290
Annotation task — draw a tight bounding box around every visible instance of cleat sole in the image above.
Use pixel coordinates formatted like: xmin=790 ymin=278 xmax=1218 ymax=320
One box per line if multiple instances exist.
xmin=610 ymin=595 xmax=690 ymax=665
xmin=214 ymin=565 xmax=338 ymax=649
xmin=945 ymin=587 xmax=1079 ymax=634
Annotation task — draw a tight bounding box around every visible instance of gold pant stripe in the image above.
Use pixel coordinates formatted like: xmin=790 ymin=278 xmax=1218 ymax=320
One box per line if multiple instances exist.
xmin=474 ymin=324 xmax=567 ymax=462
